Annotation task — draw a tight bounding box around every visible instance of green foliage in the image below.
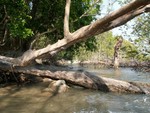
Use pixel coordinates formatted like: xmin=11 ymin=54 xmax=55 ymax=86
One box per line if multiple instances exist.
xmin=0 ymin=0 xmax=102 ymax=52
xmin=95 ymin=32 xmax=116 ymax=59
xmin=1 ymin=0 xmax=33 ymax=38
xmin=31 ymin=0 xmax=101 ymax=59
xmin=34 ymin=36 xmax=51 ymax=49
xmin=132 ymin=13 xmax=150 ymax=56
xmin=73 ymin=32 xmax=116 ymax=61
xmin=121 ymin=40 xmax=138 ymax=59
xmin=58 ymin=37 xmax=97 ymax=60
xmin=60 ymin=0 xmax=101 ymax=60
xmin=121 ymin=39 xmax=150 ymax=61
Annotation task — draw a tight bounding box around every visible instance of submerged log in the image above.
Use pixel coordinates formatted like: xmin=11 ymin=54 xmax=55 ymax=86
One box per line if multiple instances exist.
xmin=0 ymin=61 xmax=150 ymax=94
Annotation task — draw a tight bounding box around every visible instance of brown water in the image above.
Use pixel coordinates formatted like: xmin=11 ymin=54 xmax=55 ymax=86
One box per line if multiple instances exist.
xmin=0 ymin=66 xmax=150 ymax=113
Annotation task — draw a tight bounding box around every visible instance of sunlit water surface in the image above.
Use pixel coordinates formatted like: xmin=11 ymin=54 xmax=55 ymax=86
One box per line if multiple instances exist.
xmin=0 ymin=65 xmax=150 ymax=113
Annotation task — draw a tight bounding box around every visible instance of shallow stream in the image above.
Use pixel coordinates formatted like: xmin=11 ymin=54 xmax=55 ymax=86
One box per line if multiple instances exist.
xmin=0 ymin=65 xmax=150 ymax=113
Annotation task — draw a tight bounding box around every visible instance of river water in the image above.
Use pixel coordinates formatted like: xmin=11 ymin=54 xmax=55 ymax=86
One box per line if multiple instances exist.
xmin=0 ymin=65 xmax=150 ymax=113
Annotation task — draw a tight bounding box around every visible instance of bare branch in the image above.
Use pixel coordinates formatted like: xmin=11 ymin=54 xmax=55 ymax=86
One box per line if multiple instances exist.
xmin=64 ymin=0 xmax=71 ymax=37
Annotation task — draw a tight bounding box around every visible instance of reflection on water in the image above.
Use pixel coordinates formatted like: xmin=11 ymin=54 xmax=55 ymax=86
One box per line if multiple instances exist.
xmin=0 ymin=65 xmax=150 ymax=113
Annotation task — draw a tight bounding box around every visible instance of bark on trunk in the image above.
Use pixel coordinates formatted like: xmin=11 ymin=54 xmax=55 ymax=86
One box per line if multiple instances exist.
xmin=64 ymin=0 xmax=71 ymax=37
xmin=0 ymin=62 xmax=150 ymax=94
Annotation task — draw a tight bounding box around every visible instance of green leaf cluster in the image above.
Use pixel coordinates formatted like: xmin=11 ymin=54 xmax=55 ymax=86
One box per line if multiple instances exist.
xmin=132 ymin=13 xmax=150 ymax=56
xmin=0 ymin=0 xmax=33 ymax=38
xmin=0 ymin=0 xmax=102 ymax=53
xmin=73 ymin=32 xmax=116 ymax=61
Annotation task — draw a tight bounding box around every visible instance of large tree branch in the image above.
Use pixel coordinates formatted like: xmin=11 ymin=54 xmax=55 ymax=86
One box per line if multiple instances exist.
xmin=72 ymin=1 xmax=150 ymax=38
xmin=95 ymin=4 xmax=150 ymax=34
xmin=64 ymin=0 xmax=71 ymax=37
xmin=0 ymin=0 xmax=149 ymax=66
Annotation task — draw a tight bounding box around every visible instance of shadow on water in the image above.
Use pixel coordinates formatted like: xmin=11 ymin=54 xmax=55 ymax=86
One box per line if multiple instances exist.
xmin=0 ymin=84 xmax=108 ymax=113
xmin=0 ymin=83 xmax=52 ymax=113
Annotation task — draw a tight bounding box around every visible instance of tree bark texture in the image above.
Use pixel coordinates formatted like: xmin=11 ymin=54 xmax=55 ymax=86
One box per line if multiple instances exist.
xmin=64 ymin=0 xmax=71 ymax=37
xmin=0 ymin=62 xmax=150 ymax=94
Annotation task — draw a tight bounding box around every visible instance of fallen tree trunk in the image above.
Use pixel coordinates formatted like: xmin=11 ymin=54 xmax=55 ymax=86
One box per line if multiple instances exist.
xmin=0 ymin=62 xmax=150 ymax=94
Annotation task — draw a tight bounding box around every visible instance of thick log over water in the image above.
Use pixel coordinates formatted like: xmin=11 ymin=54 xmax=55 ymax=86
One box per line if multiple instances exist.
xmin=0 ymin=61 xmax=150 ymax=94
